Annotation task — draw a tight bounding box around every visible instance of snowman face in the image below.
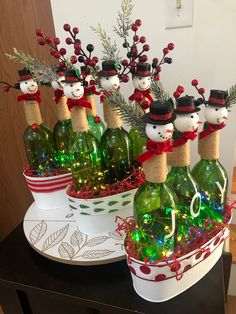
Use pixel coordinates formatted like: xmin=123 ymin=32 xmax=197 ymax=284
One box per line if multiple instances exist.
xmin=174 ymin=112 xmax=199 ymax=132
xmin=204 ymin=106 xmax=228 ymax=124
xmin=100 ymin=75 xmax=120 ymax=91
xmin=145 ymin=123 xmax=174 ymax=142
xmin=20 ymin=79 xmax=38 ymax=94
xmin=63 ymin=81 xmax=84 ymax=99
xmin=133 ymin=76 xmax=151 ymax=91
xmin=51 ymin=76 xmax=65 ymax=90
xmin=85 ymin=74 xmax=93 ymax=86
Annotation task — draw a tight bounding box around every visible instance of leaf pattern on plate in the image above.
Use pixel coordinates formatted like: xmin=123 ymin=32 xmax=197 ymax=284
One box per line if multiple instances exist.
xmin=121 ymin=193 xmax=131 ymax=198
xmin=122 ymin=201 xmax=131 ymax=206
xmin=58 ymin=242 xmax=75 ymax=259
xmin=108 ymin=231 xmax=124 ymax=240
xmin=108 ymin=201 xmax=118 ymax=206
xmin=29 ymin=220 xmax=47 ymax=245
xmin=85 ymin=236 xmax=109 ymax=247
xmin=81 ymin=249 xmax=114 ymax=259
xmin=70 ymin=230 xmax=84 ymax=247
xmin=42 ymin=224 xmax=69 ymax=252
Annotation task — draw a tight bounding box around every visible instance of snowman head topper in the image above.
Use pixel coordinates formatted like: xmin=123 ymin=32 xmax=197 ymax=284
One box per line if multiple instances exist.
xmin=174 ymin=96 xmax=201 ymax=132
xmin=132 ymin=62 xmax=152 ymax=91
xmin=98 ymin=60 xmax=120 ymax=91
xmin=18 ymin=69 xmax=38 ymax=94
xmin=204 ymin=90 xmax=228 ymax=125
xmin=143 ymin=100 xmax=176 ymax=142
xmin=51 ymin=67 xmax=65 ymax=91
xmin=62 ymin=69 xmax=84 ymax=99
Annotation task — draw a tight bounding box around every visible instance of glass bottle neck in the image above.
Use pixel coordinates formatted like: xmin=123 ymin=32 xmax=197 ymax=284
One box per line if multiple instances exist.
xmin=169 ymin=165 xmax=191 ymax=174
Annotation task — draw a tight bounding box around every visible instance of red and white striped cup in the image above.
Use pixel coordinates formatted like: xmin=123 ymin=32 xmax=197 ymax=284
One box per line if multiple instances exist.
xmin=23 ymin=170 xmax=73 ymax=210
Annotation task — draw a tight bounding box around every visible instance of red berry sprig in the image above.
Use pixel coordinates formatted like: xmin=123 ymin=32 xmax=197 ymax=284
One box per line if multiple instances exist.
xmin=173 ymin=85 xmax=185 ymax=99
xmin=191 ymin=79 xmax=206 ymax=102
xmin=151 ymin=43 xmax=175 ymax=80
xmin=63 ymin=23 xmax=99 ymax=69
xmin=36 ymin=28 xmax=67 ymax=69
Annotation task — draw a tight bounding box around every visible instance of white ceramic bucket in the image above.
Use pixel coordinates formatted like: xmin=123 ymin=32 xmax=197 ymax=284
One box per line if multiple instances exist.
xmin=126 ymin=227 xmax=229 ymax=302
xmin=23 ymin=170 xmax=73 ymax=210
xmin=66 ymin=187 xmax=137 ymax=233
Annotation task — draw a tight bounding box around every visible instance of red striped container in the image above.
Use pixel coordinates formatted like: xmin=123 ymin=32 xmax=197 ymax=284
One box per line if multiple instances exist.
xmin=23 ymin=170 xmax=73 ymax=210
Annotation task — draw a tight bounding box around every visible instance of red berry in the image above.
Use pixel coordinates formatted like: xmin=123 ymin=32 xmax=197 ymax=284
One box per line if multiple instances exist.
xmin=84 ymin=59 xmax=90 ymax=66
xmin=199 ymin=87 xmax=205 ymax=94
xmin=94 ymin=116 xmax=101 ymax=123
xmin=59 ymin=61 xmax=66 ymax=68
xmin=135 ymin=19 xmax=142 ymax=26
xmin=154 ymin=74 xmax=160 ymax=81
xmin=31 ymin=123 xmax=39 ymax=130
xmin=54 ymin=52 xmax=61 ymax=59
xmin=152 ymin=58 xmax=159 ymax=65
xmin=173 ymin=91 xmax=181 ymax=98
xmin=89 ymin=80 xmax=95 ymax=85
xmin=130 ymin=61 xmax=137 ymax=68
xmin=121 ymin=74 xmax=129 ymax=83
xmin=54 ymin=37 xmax=60 ymax=45
xmin=36 ymin=29 xmax=43 ymax=36
xmin=143 ymin=44 xmax=150 ymax=51
xmin=50 ymin=49 xmax=55 ymax=56
xmin=132 ymin=24 xmax=138 ymax=32
xmin=139 ymin=55 xmax=148 ymax=62
xmin=74 ymin=49 xmax=80 ymax=55
xmin=37 ymin=38 xmax=45 ymax=45
xmin=156 ymin=65 xmax=162 ymax=72
xmin=133 ymin=35 xmax=139 ymax=42
xmin=70 ymin=56 xmax=77 ymax=64
xmin=141 ymin=100 xmax=150 ymax=110
xmin=59 ymin=48 xmax=66 ymax=55
xmin=66 ymin=37 xmax=72 ymax=45
xmin=191 ymin=79 xmax=199 ymax=86
xmin=167 ymin=43 xmax=175 ymax=50
xmin=163 ymin=47 xmax=169 ymax=55
xmin=140 ymin=36 xmax=146 ymax=43
xmin=73 ymin=27 xmax=79 ymax=34
xmin=45 ymin=36 xmax=52 ymax=44
xmin=92 ymin=56 xmax=99 ymax=63
xmin=63 ymin=24 xmax=71 ymax=31
xmin=89 ymin=60 xmax=96 ymax=67
xmin=122 ymin=59 xmax=129 ymax=66
xmin=74 ymin=42 xmax=81 ymax=50
xmin=177 ymin=85 xmax=184 ymax=93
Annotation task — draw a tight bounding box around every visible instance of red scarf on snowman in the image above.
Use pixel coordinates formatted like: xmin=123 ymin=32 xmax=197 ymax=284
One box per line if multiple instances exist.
xmin=67 ymin=95 xmax=92 ymax=111
xmin=199 ymin=122 xmax=225 ymax=140
xmin=172 ymin=128 xmax=198 ymax=147
xmin=136 ymin=139 xmax=172 ymax=164
xmin=17 ymin=91 xmax=41 ymax=104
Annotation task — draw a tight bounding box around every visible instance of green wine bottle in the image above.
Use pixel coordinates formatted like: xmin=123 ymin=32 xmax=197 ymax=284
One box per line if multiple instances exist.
xmin=129 ymin=127 xmax=146 ymax=159
xmin=86 ymin=94 xmax=105 ymax=141
xmin=53 ymin=95 xmax=73 ymax=170
xmin=132 ymin=100 xmax=178 ymax=261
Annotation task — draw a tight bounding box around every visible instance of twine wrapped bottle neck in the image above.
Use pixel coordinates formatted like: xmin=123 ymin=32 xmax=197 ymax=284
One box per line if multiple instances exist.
xmin=168 ymin=141 xmax=190 ymax=167
xmin=56 ymin=96 xmax=71 ymax=121
xmin=103 ymin=98 xmax=122 ymax=129
xmin=71 ymin=106 xmax=89 ymax=132
xmin=143 ymin=153 xmax=167 ymax=183
xmin=86 ymin=94 xmax=97 ymax=117
xmin=198 ymin=130 xmax=220 ymax=160
xmin=23 ymin=100 xmax=43 ymax=126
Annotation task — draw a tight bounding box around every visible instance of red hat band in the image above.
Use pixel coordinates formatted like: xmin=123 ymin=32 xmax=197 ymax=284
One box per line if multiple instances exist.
xmin=176 ymin=105 xmax=195 ymax=112
xmin=135 ymin=70 xmax=151 ymax=76
xmin=149 ymin=112 xmax=172 ymax=121
xmin=101 ymin=70 xmax=117 ymax=76
xmin=208 ymin=97 xmax=225 ymax=105
xmin=20 ymin=74 xmax=33 ymax=81
xmin=65 ymin=76 xmax=80 ymax=82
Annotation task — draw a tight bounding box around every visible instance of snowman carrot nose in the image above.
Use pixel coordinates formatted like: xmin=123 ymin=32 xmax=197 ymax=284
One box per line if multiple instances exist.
xmin=197 ymin=121 xmax=203 ymax=124
xmin=223 ymin=116 xmax=228 ymax=120
xmin=166 ymin=129 xmax=173 ymax=133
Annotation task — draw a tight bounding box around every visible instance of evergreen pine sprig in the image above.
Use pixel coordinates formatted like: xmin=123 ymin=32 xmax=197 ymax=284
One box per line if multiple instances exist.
xmin=150 ymin=81 xmax=170 ymax=101
xmin=107 ymin=88 xmax=146 ymax=136
xmin=226 ymin=84 xmax=236 ymax=108
xmin=113 ymin=0 xmax=134 ymax=39
xmin=5 ymin=48 xmax=57 ymax=85
xmin=90 ymin=24 xmax=121 ymax=62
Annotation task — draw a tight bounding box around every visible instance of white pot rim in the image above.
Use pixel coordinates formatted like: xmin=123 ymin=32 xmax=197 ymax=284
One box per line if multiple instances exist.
xmin=23 ymin=169 xmax=72 ymax=181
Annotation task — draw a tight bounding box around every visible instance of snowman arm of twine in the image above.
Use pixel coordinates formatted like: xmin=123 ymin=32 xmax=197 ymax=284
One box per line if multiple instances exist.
xmin=164 ymin=209 xmax=176 ymax=239
xmin=107 ymin=88 xmax=146 ymax=136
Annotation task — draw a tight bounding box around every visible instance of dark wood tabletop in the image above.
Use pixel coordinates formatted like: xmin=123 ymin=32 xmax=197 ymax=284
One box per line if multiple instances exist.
xmin=0 ymin=224 xmax=225 ymax=314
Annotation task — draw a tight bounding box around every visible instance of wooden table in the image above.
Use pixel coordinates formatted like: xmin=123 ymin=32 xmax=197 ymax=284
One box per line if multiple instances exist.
xmin=0 ymin=224 xmax=226 ymax=314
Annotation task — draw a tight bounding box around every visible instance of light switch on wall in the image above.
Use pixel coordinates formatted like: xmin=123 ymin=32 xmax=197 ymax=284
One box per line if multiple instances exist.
xmin=164 ymin=0 xmax=194 ymax=29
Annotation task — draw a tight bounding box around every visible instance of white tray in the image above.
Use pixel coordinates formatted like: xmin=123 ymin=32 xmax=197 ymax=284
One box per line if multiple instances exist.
xmin=23 ymin=202 xmax=126 ymax=265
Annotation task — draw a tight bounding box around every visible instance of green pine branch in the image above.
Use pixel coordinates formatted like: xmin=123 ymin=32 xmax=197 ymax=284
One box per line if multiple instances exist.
xmin=90 ymin=24 xmax=121 ymax=62
xmin=113 ymin=0 xmax=134 ymax=39
xmin=5 ymin=48 xmax=57 ymax=85
xmin=226 ymin=84 xmax=236 ymax=108
xmin=150 ymin=81 xmax=171 ymax=102
xmin=106 ymin=88 xmax=146 ymax=136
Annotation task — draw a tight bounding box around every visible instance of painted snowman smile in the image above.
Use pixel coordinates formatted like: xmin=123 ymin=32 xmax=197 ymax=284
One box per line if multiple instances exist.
xmin=138 ymin=84 xmax=148 ymax=91
xmin=72 ymin=91 xmax=83 ymax=98
xmin=28 ymin=86 xmax=37 ymax=93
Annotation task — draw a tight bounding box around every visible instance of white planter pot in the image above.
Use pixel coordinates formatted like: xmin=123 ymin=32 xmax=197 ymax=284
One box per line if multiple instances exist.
xmin=126 ymin=226 xmax=229 ymax=302
xmin=23 ymin=170 xmax=73 ymax=210
xmin=66 ymin=187 xmax=137 ymax=233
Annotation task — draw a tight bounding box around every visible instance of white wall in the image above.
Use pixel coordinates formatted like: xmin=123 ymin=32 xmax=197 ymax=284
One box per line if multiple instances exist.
xmin=51 ymin=0 xmax=236 ymax=194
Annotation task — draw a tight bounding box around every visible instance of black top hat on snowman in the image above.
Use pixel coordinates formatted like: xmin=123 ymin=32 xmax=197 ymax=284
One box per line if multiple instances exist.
xmin=54 ymin=67 xmax=65 ymax=77
xmin=143 ymin=100 xmax=176 ymax=125
xmin=175 ymin=96 xmax=200 ymax=114
xmin=18 ymin=69 xmax=33 ymax=81
xmin=62 ymin=69 xmax=82 ymax=83
xmin=133 ymin=62 xmax=151 ymax=77
xmin=207 ymin=89 xmax=228 ymax=107
xmin=98 ymin=60 xmax=119 ymax=77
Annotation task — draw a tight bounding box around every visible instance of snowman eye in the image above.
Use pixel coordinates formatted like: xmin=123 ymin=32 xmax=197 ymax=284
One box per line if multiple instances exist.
xmin=215 ymin=108 xmax=218 ymax=111
xmin=139 ymin=77 xmax=141 ymax=80
xmin=25 ymin=82 xmax=27 ymax=84
xmin=152 ymin=126 xmax=156 ymax=129
xmin=70 ymin=84 xmax=73 ymax=87
xmin=191 ymin=115 xmax=194 ymax=118
xmin=106 ymin=78 xmax=109 ymax=80
xmin=197 ymin=113 xmax=199 ymax=115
